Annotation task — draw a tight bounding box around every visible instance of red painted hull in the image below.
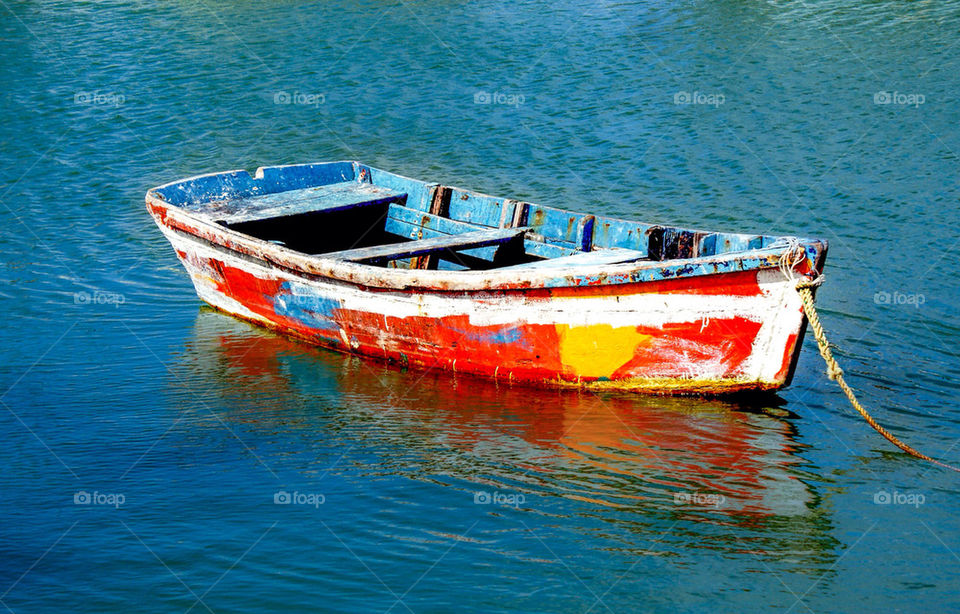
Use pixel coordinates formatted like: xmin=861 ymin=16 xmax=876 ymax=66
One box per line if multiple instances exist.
xmin=150 ymin=200 xmax=821 ymax=394
xmin=146 ymin=158 xmax=827 ymax=395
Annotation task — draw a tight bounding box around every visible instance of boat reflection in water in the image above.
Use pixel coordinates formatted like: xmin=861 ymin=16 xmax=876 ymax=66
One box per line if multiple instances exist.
xmin=178 ymin=308 xmax=836 ymax=559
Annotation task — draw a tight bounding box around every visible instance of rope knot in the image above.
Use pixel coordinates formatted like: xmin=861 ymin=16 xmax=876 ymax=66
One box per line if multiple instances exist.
xmin=795 ymin=274 xmax=824 ymax=289
xmin=826 ymin=362 xmax=843 ymax=380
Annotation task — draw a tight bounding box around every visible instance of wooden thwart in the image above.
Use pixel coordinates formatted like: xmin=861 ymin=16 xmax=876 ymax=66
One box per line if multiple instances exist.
xmin=325 ymin=227 xmax=530 ymax=264
xmin=501 ymin=248 xmax=646 ymax=270
xmin=218 ymin=181 xmax=407 ymax=225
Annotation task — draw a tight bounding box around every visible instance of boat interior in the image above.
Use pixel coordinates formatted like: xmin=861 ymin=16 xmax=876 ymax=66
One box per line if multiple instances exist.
xmin=150 ymin=161 xmax=785 ymax=271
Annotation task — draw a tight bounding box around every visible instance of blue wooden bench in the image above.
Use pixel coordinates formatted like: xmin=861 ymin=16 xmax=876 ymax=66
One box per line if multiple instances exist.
xmin=384 ymin=204 xmax=579 ymax=262
xmin=501 ymin=247 xmax=647 ymax=270
xmin=216 ymin=181 xmax=407 ymax=225
xmin=324 ymin=227 xmax=529 ymax=265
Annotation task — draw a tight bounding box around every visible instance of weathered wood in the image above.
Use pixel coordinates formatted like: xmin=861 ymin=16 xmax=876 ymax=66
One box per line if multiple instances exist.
xmin=579 ymin=215 xmax=596 ymax=252
xmin=428 ymin=186 xmax=451 ymax=217
xmin=361 ymin=164 xmax=438 ymax=211
xmin=583 ymin=215 xmax=656 ymax=256
xmin=381 ymin=207 xmax=519 ymax=269
xmin=217 ymin=181 xmax=406 ymax=225
xmin=153 ymin=162 xmax=357 ymax=206
xmin=386 ymin=203 xmax=484 ymax=238
xmin=525 ymin=203 xmax=594 ymax=248
xmin=387 ymin=204 xmax=584 ymax=262
xmin=325 ymin=227 xmax=529 ymax=264
xmin=502 ymin=248 xmax=646 ymax=270
xmin=523 ymin=239 xmax=579 ymax=259
xmin=446 ymin=187 xmax=513 ymax=228
xmin=147 ymin=160 xmax=829 ymax=395
xmin=413 ymin=186 xmax=455 ymax=269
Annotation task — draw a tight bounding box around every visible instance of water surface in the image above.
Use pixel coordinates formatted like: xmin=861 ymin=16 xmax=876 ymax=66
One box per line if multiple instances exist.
xmin=1 ymin=1 xmax=959 ymax=612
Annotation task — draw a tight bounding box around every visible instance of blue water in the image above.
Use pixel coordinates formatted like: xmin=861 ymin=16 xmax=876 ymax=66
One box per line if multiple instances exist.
xmin=2 ymin=1 xmax=960 ymax=612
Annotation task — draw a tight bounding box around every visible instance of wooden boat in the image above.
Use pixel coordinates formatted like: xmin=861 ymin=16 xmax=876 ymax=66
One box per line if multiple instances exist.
xmin=146 ymin=161 xmax=828 ymax=395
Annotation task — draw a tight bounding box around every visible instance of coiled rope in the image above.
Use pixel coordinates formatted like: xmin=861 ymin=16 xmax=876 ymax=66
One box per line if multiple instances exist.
xmin=794 ymin=274 xmax=960 ymax=472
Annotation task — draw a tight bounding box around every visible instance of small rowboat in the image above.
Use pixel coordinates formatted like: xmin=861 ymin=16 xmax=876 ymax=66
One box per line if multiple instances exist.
xmin=147 ymin=161 xmax=827 ymax=395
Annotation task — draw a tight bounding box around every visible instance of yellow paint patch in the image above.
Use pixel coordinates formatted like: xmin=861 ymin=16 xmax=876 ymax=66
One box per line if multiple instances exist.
xmin=555 ymin=324 xmax=650 ymax=379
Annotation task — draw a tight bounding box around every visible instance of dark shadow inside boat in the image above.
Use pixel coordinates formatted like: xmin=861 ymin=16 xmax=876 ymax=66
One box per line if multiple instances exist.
xmin=221 ymin=204 xmax=542 ymax=270
xmin=223 ymin=204 xmax=397 ymax=255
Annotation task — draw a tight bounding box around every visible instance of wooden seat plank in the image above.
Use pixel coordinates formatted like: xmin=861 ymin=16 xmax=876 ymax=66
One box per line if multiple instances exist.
xmin=217 ymin=181 xmax=406 ymax=224
xmin=325 ymin=227 xmax=529 ymax=264
xmin=501 ymin=248 xmax=647 ymax=270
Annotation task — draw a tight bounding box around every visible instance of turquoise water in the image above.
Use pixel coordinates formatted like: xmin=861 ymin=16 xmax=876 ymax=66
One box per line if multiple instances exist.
xmin=2 ymin=1 xmax=960 ymax=611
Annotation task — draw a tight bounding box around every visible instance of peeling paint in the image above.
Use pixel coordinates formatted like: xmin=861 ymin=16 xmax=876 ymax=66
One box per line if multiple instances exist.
xmin=147 ymin=161 xmax=828 ymax=395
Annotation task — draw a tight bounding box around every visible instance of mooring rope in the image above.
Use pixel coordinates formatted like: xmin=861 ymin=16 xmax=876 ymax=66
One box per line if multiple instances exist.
xmin=794 ymin=275 xmax=960 ymax=472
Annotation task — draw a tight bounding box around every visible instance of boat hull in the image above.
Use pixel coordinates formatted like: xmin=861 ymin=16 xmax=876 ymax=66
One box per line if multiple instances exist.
xmin=157 ymin=224 xmax=811 ymax=395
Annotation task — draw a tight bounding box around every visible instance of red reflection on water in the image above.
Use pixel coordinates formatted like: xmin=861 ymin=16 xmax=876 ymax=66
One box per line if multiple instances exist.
xmin=189 ymin=311 xmax=810 ymax=517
